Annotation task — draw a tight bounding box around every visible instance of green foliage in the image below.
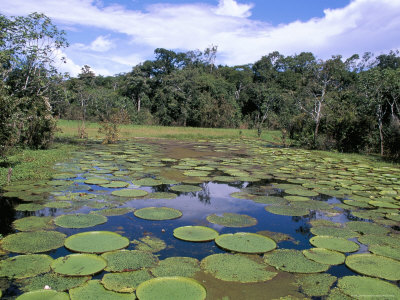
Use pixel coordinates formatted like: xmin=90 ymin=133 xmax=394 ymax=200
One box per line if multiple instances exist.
xmin=54 ymin=213 xmax=107 ymax=229
xmin=337 ymin=276 xmax=400 ymax=299
xmin=150 ymin=257 xmax=200 ymax=278
xmin=215 ymin=233 xmax=276 ymax=254
xmin=102 ymin=250 xmax=158 ymax=272
xmin=0 ymin=254 xmax=53 ymax=279
xmin=134 ymin=207 xmax=182 ymax=220
xmin=206 ymin=213 xmax=257 ymax=228
xmin=19 ymin=273 xmax=91 ymax=292
xmin=101 ymin=270 xmax=153 ymax=293
xmin=51 ymin=254 xmax=107 ymax=276
xmin=64 ymin=231 xmax=130 ymax=253
xmin=69 ymin=280 xmax=135 ymax=300
xmin=173 ymin=226 xmax=219 ymax=242
xmin=16 ymin=290 xmax=70 ymax=300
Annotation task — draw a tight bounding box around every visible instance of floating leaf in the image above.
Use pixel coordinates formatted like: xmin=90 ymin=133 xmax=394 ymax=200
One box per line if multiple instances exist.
xmin=132 ymin=178 xmax=163 ymax=187
xmin=345 ymin=253 xmax=400 ymax=281
xmin=19 ymin=273 xmax=91 ymax=292
xmin=69 ymin=280 xmax=135 ymax=300
xmin=84 ymin=178 xmax=110 ymax=185
xmin=136 ymin=277 xmax=206 ymax=300
xmin=206 ymin=213 xmax=257 ymax=228
xmin=170 ymin=185 xmax=202 ymax=193
xmin=102 ymin=250 xmax=159 ymax=272
xmin=1 ymin=231 xmax=66 ymax=254
xmin=310 ymin=236 xmax=359 ymax=253
xmin=295 ymin=273 xmax=337 ymax=297
xmin=145 ymin=192 xmax=177 ymax=200
xmin=134 ymin=207 xmax=182 ymax=221
xmin=264 ymin=249 xmax=329 ymax=273
xmin=92 ymin=207 xmax=132 ymax=216
xmin=100 ymin=181 xmax=129 ymax=188
xmin=173 ymin=226 xmax=219 ymax=242
xmin=310 ymin=227 xmax=359 ymax=239
xmin=345 ymin=221 xmax=390 ymax=235
xmin=151 ymin=257 xmax=200 ymax=278
xmin=13 ymin=216 xmax=53 ymax=232
xmin=111 ymin=189 xmax=148 ymax=198
xmin=51 ymin=254 xmax=107 ymax=276
xmin=54 ymin=213 xmax=107 ymax=228
xmin=302 ymin=248 xmax=345 ymax=265
xmin=132 ymin=236 xmax=166 ymax=253
xmin=215 ymin=233 xmax=276 ymax=254
xmin=101 ymin=270 xmax=153 ymax=293
xmin=15 ymin=203 xmax=45 ymax=212
xmin=16 ymin=290 xmax=70 ymax=300
xmin=0 ymin=254 xmax=53 ymax=279
xmin=201 ymin=253 xmax=277 ymax=283
xmin=337 ymin=276 xmax=400 ymax=299
xmin=65 ymin=231 xmax=129 ymax=253
xmin=368 ymin=244 xmax=400 ymax=261
xmin=265 ymin=205 xmax=309 ymax=217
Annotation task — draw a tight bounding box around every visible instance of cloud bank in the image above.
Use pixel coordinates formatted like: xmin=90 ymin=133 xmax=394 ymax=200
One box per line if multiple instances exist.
xmin=1 ymin=0 xmax=399 ymax=76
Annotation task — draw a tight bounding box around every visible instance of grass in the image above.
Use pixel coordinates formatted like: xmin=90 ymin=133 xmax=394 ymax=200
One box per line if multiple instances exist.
xmin=56 ymin=119 xmax=283 ymax=144
xmin=0 ymin=143 xmax=79 ymax=187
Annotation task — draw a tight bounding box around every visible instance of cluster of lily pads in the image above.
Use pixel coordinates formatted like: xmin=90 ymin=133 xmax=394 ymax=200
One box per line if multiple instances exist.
xmin=0 ymin=138 xmax=399 ymax=299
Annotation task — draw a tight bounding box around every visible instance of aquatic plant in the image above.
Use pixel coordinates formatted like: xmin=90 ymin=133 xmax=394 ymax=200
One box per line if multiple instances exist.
xmin=69 ymin=280 xmax=134 ymax=300
xmin=134 ymin=207 xmax=182 ymax=220
xmin=101 ymin=270 xmax=153 ymax=293
xmin=302 ymin=248 xmax=345 ymax=265
xmin=54 ymin=213 xmax=107 ymax=228
xmin=16 ymin=290 xmax=70 ymax=300
xmin=337 ymin=276 xmax=400 ymax=299
xmin=295 ymin=273 xmax=337 ymax=297
xmin=0 ymin=254 xmax=53 ymax=279
xmin=173 ymin=226 xmax=219 ymax=242
xmin=64 ymin=231 xmax=129 ymax=253
xmin=132 ymin=236 xmax=167 ymax=253
xmin=309 ymin=236 xmax=359 ymax=253
xmin=51 ymin=254 xmax=107 ymax=276
xmin=150 ymin=257 xmax=200 ymax=278
xmin=101 ymin=250 xmax=158 ymax=272
xmin=12 ymin=216 xmax=54 ymax=232
xmin=206 ymin=213 xmax=257 ymax=228
xmin=19 ymin=273 xmax=91 ymax=292
xmin=215 ymin=233 xmax=276 ymax=254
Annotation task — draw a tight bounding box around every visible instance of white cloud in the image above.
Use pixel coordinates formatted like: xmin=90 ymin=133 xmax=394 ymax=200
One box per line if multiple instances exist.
xmin=1 ymin=0 xmax=399 ymax=75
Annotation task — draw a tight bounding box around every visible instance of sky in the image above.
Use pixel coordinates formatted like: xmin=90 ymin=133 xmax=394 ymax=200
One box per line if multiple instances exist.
xmin=1 ymin=0 xmax=399 ymax=76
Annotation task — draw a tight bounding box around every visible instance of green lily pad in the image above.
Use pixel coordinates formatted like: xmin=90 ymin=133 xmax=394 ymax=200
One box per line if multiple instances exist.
xmin=69 ymin=280 xmax=135 ymax=300
xmin=310 ymin=227 xmax=359 ymax=239
xmin=54 ymin=213 xmax=107 ymax=229
xmin=265 ymin=205 xmax=309 ymax=217
xmin=136 ymin=277 xmax=206 ymax=300
xmin=84 ymin=178 xmax=110 ymax=185
xmin=151 ymin=257 xmax=200 ymax=278
xmin=295 ymin=273 xmax=337 ymax=297
xmin=101 ymin=270 xmax=153 ymax=293
xmin=358 ymin=234 xmax=400 ymax=248
xmin=345 ymin=221 xmax=390 ymax=235
xmin=0 ymin=254 xmax=53 ymax=279
xmin=206 ymin=213 xmax=257 ymax=228
xmin=100 ymin=181 xmax=130 ymax=188
xmin=264 ymin=249 xmax=330 ymax=273
xmin=44 ymin=201 xmax=72 ymax=209
xmin=1 ymin=231 xmax=66 ymax=254
xmin=19 ymin=273 xmax=91 ymax=292
xmin=170 ymin=185 xmax=202 ymax=193
xmin=101 ymin=250 xmax=159 ymax=272
xmin=369 ymin=200 xmax=400 ymax=209
xmin=284 ymin=196 xmax=310 ymax=202
xmin=285 ymin=189 xmax=319 ymax=197
xmin=145 ymin=192 xmax=177 ymax=200
xmin=302 ymin=248 xmax=345 ymax=265
xmin=173 ymin=226 xmax=219 ymax=242
xmin=345 ymin=253 xmax=400 ymax=281
xmin=92 ymin=207 xmax=133 ymax=216
xmin=51 ymin=254 xmax=107 ymax=276
xmin=64 ymin=231 xmax=129 ymax=253
xmin=310 ymin=236 xmax=359 ymax=253
xmin=252 ymin=196 xmax=287 ymax=205
xmin=368 ymin=244 xmax=400 ymax=261
xmin=111 ymin=189 xmax=148 ymax=198
xmin=132 ymin=178 xmax=163 ymax=187
xmin=132 ymin=236 xmax=166 ymax=253
xmin=15 ymin=203 xmax=45 ymax=212
xmin=13 ymin=216 xmax=54 ymax=232
xmin=16 ymin=290 xmax=70 ymax=300
xmin=183 ymin=170 xmax=210 ymax=177
xmin=337 ymin=276 xmax=400 ymax=299
xmin=134 ymin=207 xmax=182 ymax=221
xmin=215 ymin=233 xmax=276 ymax=254
xmin=201 ymin=253 xmax=277 ymax=283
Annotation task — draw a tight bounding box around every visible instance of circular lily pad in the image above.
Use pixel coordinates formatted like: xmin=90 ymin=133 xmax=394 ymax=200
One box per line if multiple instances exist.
xmin=13 ymin=216 xmax=54 ymax=232
xmin=102 ymin=250 xmax=159 ymax=272
xmin=0 ymin=254 xmax=53 ymax=279
xmin=100 ymin=181 xmax=129 ymax=188
xmin=134 ymin=207 xmax=182 ymax=221
xmin=20 ymin=273 xmax=91 ymax=292
xmin=215 ymin=233 xmax=276 ymax=254
xmin=101 ymin=270 xmax=153 ymax=293
xmin=136 ymin=277 xmax=206 ymax=300
xmin=84 ymin=178 xmax=110 ymax=185
xmin=54 ymin=213 xmax=107 ymax=229
xmin=310 ymin=236 xmax=359 ymax=253
xmin=132 ymin=236 xmax=166 ymax=253
xmin=16 ymin=290 xmax=70 ymax=300
xmin=358 ymin=234 xmax=400 ymax=248
xmin=368 ymin=244 xmax=400 ymax=261
xmin=295 ymin=273 xmax=337 ymax=297
xmin=264 ymin=249 xmax=330 ymax=273
xmin=64 ymin=231 xmax=129 ymax=253
xmin=345 ymin=253 xmax=400 ymax=281
xmin=52 ymin=254 xmax=107 ymax=276
xmin=70 ymin=280 xmax=134 ymax=300
xmin=302 ymin=248 xmax=345 ymax=265
xmin=206 ymin=213 xmax=257 ymax=228
xmin=111 ymin=189 xmax=148 ymax=198
xmin=310 ymin=227 xmax=359 ymax=239
xmin=93 ymin=207 xmax=132 ymax=216
xmin=15 ymin=203 xmax=45 ymax=212
xmin=1 ymin=231 xmax=66 ymax=254
xmin=170 ymin=185 xmax=202 ymax=193
xmin=173 ymin=226 xmax=218 ymax=242
xmin=345 ymin=221 xmax=390 ymax=235
xmin=337 ymin=276 xmax=400 ymax=299
xmin=265 ymin=205 xmax=309 ymax=216
xmin=151 ymin=257 xmax=200 ymax=278
xmin=145 ymin=192 xmax=177 ymax=200
xmin=44 ymin=201 xmax=72 ymax=209
xmin=132 ymin=178 xmax=163 ymax=186
xmin=285 ymin=189 xmax=318 ymax=197
xmin=201 ymin=253 xmax=277 ymax=283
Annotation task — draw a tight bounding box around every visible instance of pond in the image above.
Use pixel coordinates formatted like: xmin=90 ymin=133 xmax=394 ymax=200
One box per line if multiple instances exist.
xmin=0 ymin=138 xmax=399 ymax=299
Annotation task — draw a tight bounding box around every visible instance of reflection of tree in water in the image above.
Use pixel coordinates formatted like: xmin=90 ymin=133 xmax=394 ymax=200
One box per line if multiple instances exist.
xmin=0 ymin=197 xmax=18 ymax=236
xmin=151 ymin=184 xmax=170 ymax=193
xmin=294 ymin=213 xmax=314 ymax=237
xmin=197 ymin=183 xmax=211 ymax=205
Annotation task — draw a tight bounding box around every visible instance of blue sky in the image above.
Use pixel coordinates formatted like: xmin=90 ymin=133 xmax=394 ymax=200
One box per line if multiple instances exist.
xmin=1 ymin=0 xmax=399 ymax=76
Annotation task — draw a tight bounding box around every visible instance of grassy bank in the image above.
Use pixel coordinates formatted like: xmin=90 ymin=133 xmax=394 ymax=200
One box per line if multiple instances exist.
xmin=0 ymin=143 xmax=79 ymax=187
xmin=56 ymin=119 xmax=283 ymax=144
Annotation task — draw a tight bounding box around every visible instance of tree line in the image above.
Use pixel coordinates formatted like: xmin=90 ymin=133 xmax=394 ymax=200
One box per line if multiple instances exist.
xmin=1 ymin=13 xmax=399 ymax=159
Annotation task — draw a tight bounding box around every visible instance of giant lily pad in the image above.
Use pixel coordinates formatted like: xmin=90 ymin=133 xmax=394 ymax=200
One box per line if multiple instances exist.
xmin=1 ymin=231 xmax=66 ymax=254
xmin=101 ymin=250 xmax=159 ymax=272
xmin=151 ymin=257 xmax=200 ymax=278
xmin=345 ymin=253 xmax=400 ymax=281
xmin=201 ymin=253 xmax=277 ymax=283
xmin=134 ymin=207 xmax=182 ymax=221
xmin=100 ymin=181 xmax=129 ymax=188
xmin=51 ymin=254 xmax=107 ymax=276
xmin=54 ymin=213 xmax=107 ymax=228
xmin=295 ymin=273 xmax=337 ymax=297
xmin=132 ymin=236 xmax=166 ymax=253
xmin=215 ymin=233 xmax=276 ymax=254
xmin=265 ymin=205 xmax=309 ymax=217
xmin=16 ymin=290 xmax=70 ymax=300
xmin=136 ymin=277 xmax=206 ymax=300
xmin=310 ymin=236 xmax=359 ymax=253
xmin=84 ymin=178 xmax=110 ymax=185
xmin=345 ymin=221 xmax=390 ymax=235
xmin=64 ymin=231 xmax=129 ymax=253
xmin=111 ymin=189 xmax=148 ymax=198
xmin=206 ymin=213 xmax=257 ymax=228
xmin=337 ymin=276 xmax=400 ymax=299
xmin=92 ymin=207 xmax=133 ymax=216
xmin=69 ymin=280 xmax=135 ymax=300
xmin=0 ymin=254 xmax=53 ymax=279
xmin=12 ymin=216 xmax=54 ymax=232
xmin=368 ymin=244 xmax=400 ymax=261
xmin=173 ymin=226 xmax=218 ymax=242
xmin=170 ymin=185 xmax=202 ymax=193
xmin=15 ymin=203 xmax=45 ymax=212
xmin=19 ymin=273 xmax=91 ymax=292
xmin=101 ymin=270 xmax=153 ymax=293
xmin=264 ymin=249 xmax=329 ymax=273
xmin=310 ymin=227 xmax=359 ymax=239
xmin=302 ymin=248 xmax=345 ymax=265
